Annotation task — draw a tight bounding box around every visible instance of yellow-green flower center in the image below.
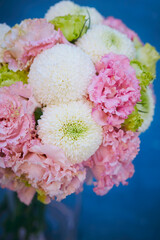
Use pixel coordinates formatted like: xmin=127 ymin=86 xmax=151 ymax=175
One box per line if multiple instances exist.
xmin=63 ymin=122 xmax=88 ymax=140
xmin=103 ymin=32 xmax=121 ymax=48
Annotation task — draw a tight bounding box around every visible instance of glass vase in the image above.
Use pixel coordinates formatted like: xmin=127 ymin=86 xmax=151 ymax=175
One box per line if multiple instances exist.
xmin=0 ymin=190 xmax=82 ymax=240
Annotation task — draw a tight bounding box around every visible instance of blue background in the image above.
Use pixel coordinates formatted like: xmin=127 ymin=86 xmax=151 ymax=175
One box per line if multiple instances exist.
xmin=0 ymin=0 xmax=160 ymax=239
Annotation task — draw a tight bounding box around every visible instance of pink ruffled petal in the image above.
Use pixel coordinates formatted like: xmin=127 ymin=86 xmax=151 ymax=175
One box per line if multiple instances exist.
xmin=3 ymin=19 xmax=69 ymax=71
xmin=85 ymin=128 xmax=140 ymax=195
xmin=0 ymin=82 xmax=38 ymax=168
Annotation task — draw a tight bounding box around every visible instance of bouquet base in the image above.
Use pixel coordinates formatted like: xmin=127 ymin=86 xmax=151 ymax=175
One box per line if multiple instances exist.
xmin=0 ymin=190 xmax=81 ymax=240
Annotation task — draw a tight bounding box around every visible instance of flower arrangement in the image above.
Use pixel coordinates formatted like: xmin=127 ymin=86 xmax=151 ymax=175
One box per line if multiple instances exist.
xmin=0 ymin=0 xmax=159 ymax=205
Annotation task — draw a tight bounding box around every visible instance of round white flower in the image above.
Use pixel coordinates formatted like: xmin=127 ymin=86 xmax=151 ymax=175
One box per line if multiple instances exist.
xmin=45 ymin=1 xmax=79 ymax=20
xmin=0 ymin=23 xmax=10 ymax=62
xmin=38 ymin=101 xmax=103 ymax=164
xmin=76 ymin=24 xmax=136 ymax=63
xmin=0 ymin=23 xmax=10 ymax=43
xmin=138 ymin=87 xmax=155 ymax=132
xmin=28 ymin=44 xmax=95 ymax=105
xmin=45 ymin=0 xmax=104 ymax=25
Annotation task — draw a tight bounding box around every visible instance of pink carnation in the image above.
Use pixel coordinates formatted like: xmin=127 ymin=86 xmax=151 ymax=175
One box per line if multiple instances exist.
xmin=86 ymin=126 xmax=140 ymax=195
xmin=13 ymin=143 xmax=86 ymax=203
xmin=103 ymin=16 xmax=141 ymax=42
xmin=88 ymin=53 xmax=141 ymax=126
xmin=3 ymin=19 xmax=69 ymax=71
xmin=0 ymin=82 xmax=39 ymax=168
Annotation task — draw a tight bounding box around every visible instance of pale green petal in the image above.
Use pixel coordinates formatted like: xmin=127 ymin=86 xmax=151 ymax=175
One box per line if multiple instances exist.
xmin=133 ymin=37 xmax=143 ymax=50
xmin=50 ymin=14 xmax=88 ymax=42
xmin=130 ymin=60 xmax=155 ymax=92
xmin=136 ymin=43 xmax=160 ymax=75
xmin=0 ymin=64 xmax=28 ymax=87
xmin=137 ymin=87 xmax=155 ymax=132
xmin=122 ymin=106 xmax=143 ymax=132
xmin=122 ymin=85 xmax=155 ymax=132
xmin=122 ymin=59 xmax=155 ymax=132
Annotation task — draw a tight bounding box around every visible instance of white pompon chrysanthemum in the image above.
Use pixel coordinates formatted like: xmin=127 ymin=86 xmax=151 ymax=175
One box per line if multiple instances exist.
xmin=76 ymin=24 xmax=136 ymax=63
xmin=0 ymin=23 xmax=10 ymax=62
xmin=0 ymin=23 xmax=10 ymax=42
xmin=28 ymin=44 xmax=95 ymax=105
xmin=38 ymin=101 xmax=103 ymax=164
xmin=45 ymin=0 xmax=104 ymax=25
xmin=138 ymin=87 xmax=155 ymax=133
xmin=45 ymin=1 xmax=79 ymax=20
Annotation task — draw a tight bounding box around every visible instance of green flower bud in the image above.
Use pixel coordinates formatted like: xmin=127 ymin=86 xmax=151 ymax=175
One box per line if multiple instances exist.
xmin=136 ymin=43 xmax=160 ymax=75
xmin=130 ymin=60 xmax=155 ymax=92
xmin=50 ymin=14 xmax=88 ymax=42
xmin=122 ymin=106 xmax=143 ymax=132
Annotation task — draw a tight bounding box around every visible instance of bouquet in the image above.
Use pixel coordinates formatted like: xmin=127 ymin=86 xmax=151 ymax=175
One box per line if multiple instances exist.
xmin=0 ymin=0 xmax=159 ymax=205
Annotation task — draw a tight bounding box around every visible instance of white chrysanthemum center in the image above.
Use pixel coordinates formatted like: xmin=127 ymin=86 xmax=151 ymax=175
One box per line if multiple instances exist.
xmin=63 ymin=121 xmax=88 ymax=140
xmin=45 ymin=0 xmax=104 ymax=25
xmin=76 ymin=24 xmax=136 ymax=63
xmin=38 ymin=101 xmax=103 ymax=164
xmin=28 ymin=44 xmax=95 ymax=105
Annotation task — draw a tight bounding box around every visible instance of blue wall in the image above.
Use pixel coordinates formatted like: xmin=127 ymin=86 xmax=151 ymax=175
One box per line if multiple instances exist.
xmin=0 ymin=0 xmax=160 ymax=239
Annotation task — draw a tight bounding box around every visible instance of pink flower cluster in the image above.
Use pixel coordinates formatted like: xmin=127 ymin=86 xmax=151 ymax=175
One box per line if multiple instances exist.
xmin=88 ymin=53 xmax=141 ymax=126
xmin=86 ymin=53 xmax=141 ymax=195
xmin=0 ymin=84 xmax=86 ymax=205
xmin=0 ymin=82 xmax=38 ymax=168
xmin=103 ymin=16 xmax=141 ymax=42
xmin=13 ymin=143 xmax=86 ymax=204
xmin=2 ymin=19 xmax=68 ymax=71
xmin=85 ymin=126 xmax=140 ymax=195
xmin=0 ymin=77 xmax=141 ymax=205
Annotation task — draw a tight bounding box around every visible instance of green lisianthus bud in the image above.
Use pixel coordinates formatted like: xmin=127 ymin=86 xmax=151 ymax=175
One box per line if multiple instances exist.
xmin=122 ymin=106 xmax=143 ymax=132
xmin=123 ymin=85 xmax=155 ymax=132
xmin=50 ymin=14 xmax=89 ymax=42
xmin=136 ymin=87 xmax=155 ymax=132
xmin=136 ymin=43 xmax=160 ymax=75
xmin=130 ymin=60 xmax=155 ymax=92
xmin=0 ymin=64 xmax=28 ymax=87
xmin=138 ymin=89 xmax=150 ymax=114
